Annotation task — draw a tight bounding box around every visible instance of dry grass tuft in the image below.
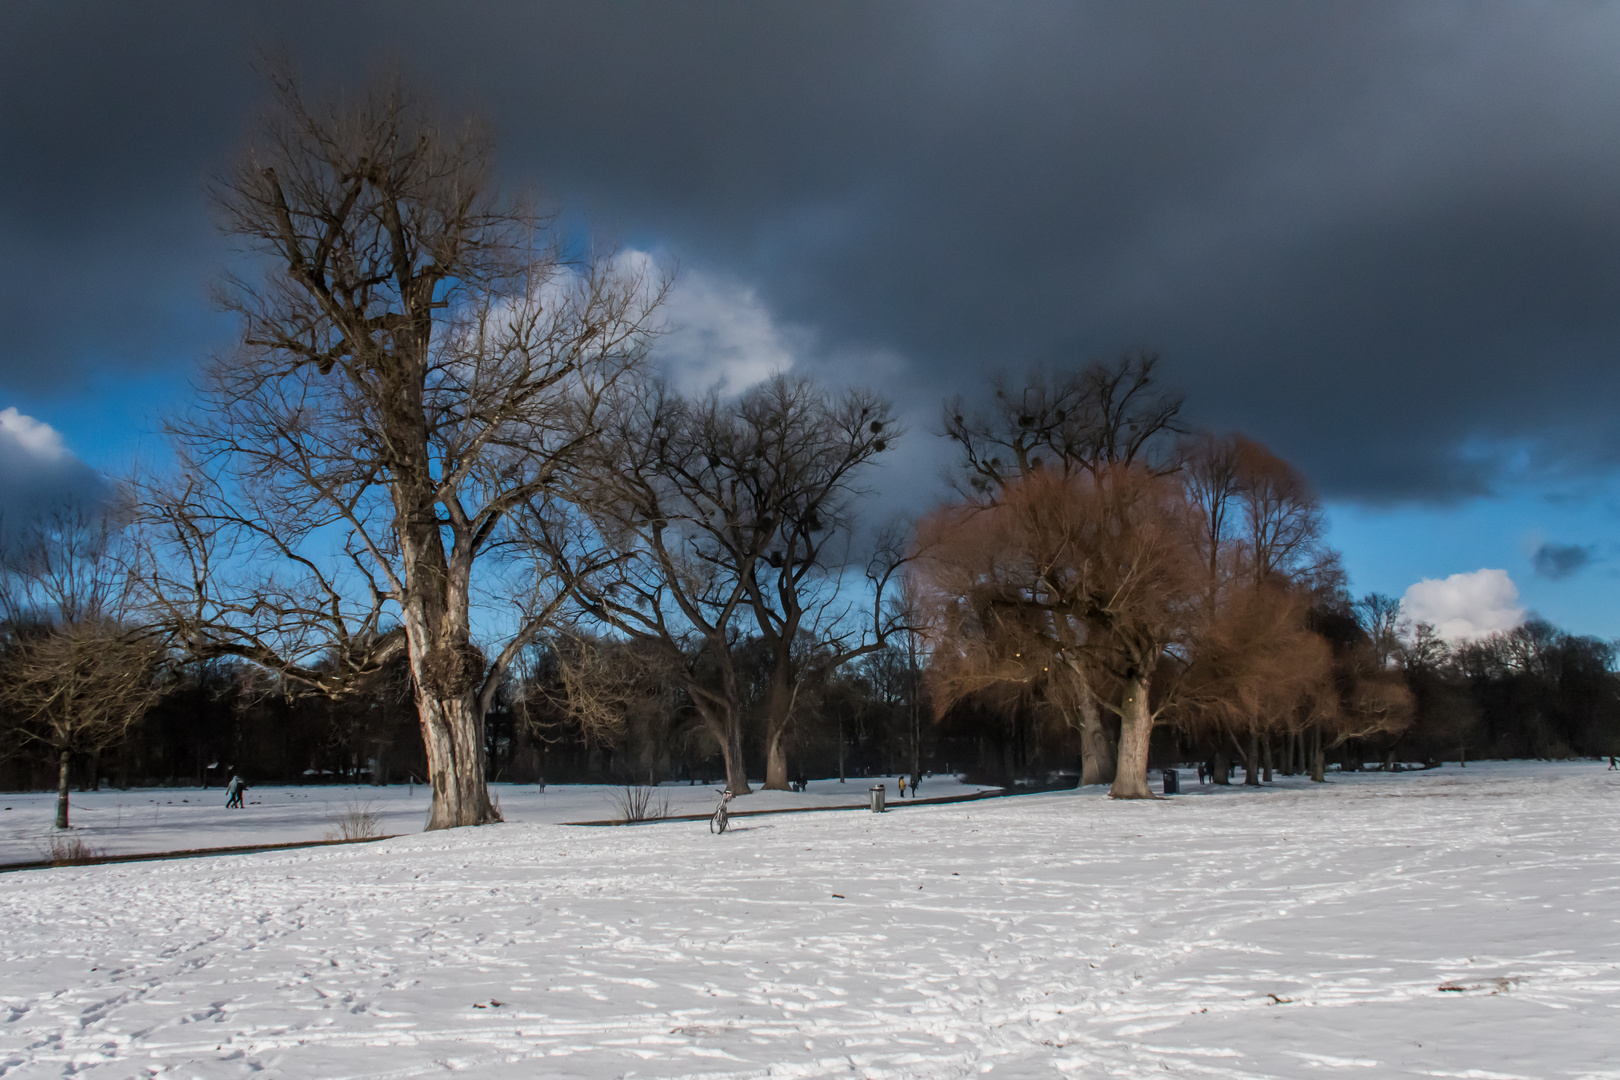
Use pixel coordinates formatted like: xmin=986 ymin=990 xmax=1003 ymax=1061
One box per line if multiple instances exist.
xmin=44 ymin=831 xmax=102 ymax=864
xmin=609 ymin=783 xmax=672 ymax=824
xmin=325 ymin=800 xmax=382 ymax=841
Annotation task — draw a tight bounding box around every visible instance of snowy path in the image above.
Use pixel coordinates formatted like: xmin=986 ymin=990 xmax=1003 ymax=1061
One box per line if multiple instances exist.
xmin=2 ymin=762 xmax=1617 ymax=1078
xmin=0 ymin=778 xmax=996 ymax=866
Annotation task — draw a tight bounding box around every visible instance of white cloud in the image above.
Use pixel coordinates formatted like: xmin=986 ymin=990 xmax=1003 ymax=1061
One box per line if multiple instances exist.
xmin=0 ymin=407 xmax=67 ymax=461
xmin=476 ymin=250 xmax=798 ymax=396
xmin=655 ymin=265 xmax=799 ymax=394
xmin=0 ymin=407 xmax=106 ymax=532
xmin=1400 ymin=568 xmax=1526 ymax=641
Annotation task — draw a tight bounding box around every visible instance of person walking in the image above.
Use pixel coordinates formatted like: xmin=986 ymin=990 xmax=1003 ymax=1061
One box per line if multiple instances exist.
xmin=225 ymin=773 xmax=246 ymax=809
xmin=897 ymin=774 xmax=908 ymax=798
xmin=1609 ymin=756 xmax=1617 ymax=771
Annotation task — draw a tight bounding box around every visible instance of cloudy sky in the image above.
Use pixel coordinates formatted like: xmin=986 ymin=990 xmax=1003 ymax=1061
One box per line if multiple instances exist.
xmin=4 ymin=2 xmax=1620 ymax=636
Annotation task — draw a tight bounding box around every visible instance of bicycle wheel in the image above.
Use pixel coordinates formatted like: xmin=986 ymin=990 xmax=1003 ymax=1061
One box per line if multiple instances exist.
xmin=711 ymin=809 xmax=728 ymax=834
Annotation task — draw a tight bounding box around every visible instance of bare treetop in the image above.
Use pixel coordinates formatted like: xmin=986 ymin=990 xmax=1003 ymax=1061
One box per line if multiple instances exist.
xmin=942 ymin=351 xmax=1185 ymax=496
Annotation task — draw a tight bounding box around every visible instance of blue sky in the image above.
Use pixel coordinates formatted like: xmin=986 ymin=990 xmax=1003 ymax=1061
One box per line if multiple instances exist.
xmin=1330 ymin=483 xmax=1620 ymax=639
xmin=14 ymin=346 xmax=1620 ymax=640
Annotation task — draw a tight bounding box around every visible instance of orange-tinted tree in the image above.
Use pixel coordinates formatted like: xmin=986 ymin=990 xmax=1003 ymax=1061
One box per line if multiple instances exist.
xmin=1175 ymin=434 xmax=1349 ymax=783
xmin=935 ymin=354 xmax=1185 ymax=784
xmin=916 ymin=465 xmax=1201 ymax=798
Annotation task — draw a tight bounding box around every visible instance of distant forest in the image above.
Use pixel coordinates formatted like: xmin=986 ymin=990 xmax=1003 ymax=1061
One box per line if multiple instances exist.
xmin=3 ymin=610 xmax=1615 ymax=794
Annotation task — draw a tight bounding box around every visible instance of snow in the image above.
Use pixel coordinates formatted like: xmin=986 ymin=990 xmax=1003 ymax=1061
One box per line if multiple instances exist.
xmin=0 ymin=778 xmax=997 ymax=865
xmin=2 ymin=761 xmax=1618 ymax=1078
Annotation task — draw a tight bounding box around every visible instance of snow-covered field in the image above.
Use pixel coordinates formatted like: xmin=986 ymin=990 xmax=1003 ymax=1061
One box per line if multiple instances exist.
xmin=2 ymin=761 xmax=1617 ymax=1079
xmin=0 ymin=777 xmax=996 ymax=866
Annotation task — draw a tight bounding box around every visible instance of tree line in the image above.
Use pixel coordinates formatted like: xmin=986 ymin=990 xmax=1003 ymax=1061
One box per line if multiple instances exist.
xmin=3 ymin=72 xmax=1616 ymax=829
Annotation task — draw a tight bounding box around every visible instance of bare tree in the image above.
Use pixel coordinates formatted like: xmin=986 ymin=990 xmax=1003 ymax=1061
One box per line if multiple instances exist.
xmin=531 ymin=632 xmax=675 ymax=760
xmin=942 ymin=351 xmax=1185 ymax=495
xmin=1171 ymin=433 xmax=1354 ymax=784
xmin=1182 ymin=432 xmax=1243 ymax=601
xmin=139 ymin=72 xmax=663 ymax=828
xmin=1356 ymin=592 xmax=1404 ymax=670
xmin=1228 ymin=437 xmax=1343 ymax=782
xmin=732 ymin=378 xmax=902 ymax=789
xmin=0 ymin=508 xmax=166 ymax=829
xmin=564 ymin=384 xmax=760 ymax=792
xmin=566 ymin=375 xmax=899 ymax=793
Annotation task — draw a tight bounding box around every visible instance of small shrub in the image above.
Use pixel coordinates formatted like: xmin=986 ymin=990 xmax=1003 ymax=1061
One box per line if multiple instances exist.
xmin=609 ymin=783 xmax=671 ymax=824
xmin=45 ymin=831 xmax=101 ymax=864
xmin=325 ymin=799 xmax=382 ymax=841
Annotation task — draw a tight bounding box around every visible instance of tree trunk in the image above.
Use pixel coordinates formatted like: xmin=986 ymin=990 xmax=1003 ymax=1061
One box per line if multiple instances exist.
xmin=395 ymin=425 xmax=503 ymax=828
xmin=762 ymin=667 xmax=794 ymax=790
xmin=1262 ymin=736 xmax=1273 ymax=783
xmin=1212 ymin=746 xmax=1230 ymax=785
xmin=1108 ymin=676 xmax=1156 ymax=799
xmin=695 ymin=702 xmax=750 ymax=795
xmin=55 ymin=748 xmax=71 ymax=829
xmin=419 ymin=692 xmax=499 ymax=831
xmin=908 ymin=638 xmax=922 ymax=789
xmin=1309 ymin=728 xmax=1326 ymax=782
xmin=402 ymin=639 xmax=497 ymax=825
xmin=910 ymin=706 xmax=921 ymax=790
xmin=765 ymin=729 xmax=789 ymax=791
xmin=1078 ymin=688 xmax=1117 ymax=786
xmin=1245 ymin=728 xmax=1261 ymax=786
xmin=838 ymin=716 xmax=846 ymax=782
xmin=723 ymin=708 xmax=750 ymax=795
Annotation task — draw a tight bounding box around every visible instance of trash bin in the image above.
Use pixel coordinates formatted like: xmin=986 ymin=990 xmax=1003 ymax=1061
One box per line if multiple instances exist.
xmin=1161 ymin=768 xmax=1180 ymax=795
xmin=869 ymin=785 xmax=886 ymax=813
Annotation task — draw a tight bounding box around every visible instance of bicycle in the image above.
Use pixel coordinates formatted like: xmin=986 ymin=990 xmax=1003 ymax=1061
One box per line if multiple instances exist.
xmin=710 ymin=788 xmax=734 ymax=834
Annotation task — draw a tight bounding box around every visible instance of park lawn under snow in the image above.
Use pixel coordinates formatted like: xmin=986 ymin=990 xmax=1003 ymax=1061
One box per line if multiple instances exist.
xmin=1 ymin=762 xmax=1617 ymax=1079
xmin=0 ymin=777 xmax=998 ymax=866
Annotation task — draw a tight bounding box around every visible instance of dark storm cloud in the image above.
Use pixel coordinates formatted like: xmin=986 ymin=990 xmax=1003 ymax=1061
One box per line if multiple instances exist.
xmin=1531 ymin=542 xmax=1595 ymax=581
xmin=5 ymin=2 xmax=1620 ymax=502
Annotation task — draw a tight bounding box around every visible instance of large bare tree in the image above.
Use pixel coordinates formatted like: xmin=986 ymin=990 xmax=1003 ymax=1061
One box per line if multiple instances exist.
xmin=140 ymin=73 xmax=663 ymax=828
